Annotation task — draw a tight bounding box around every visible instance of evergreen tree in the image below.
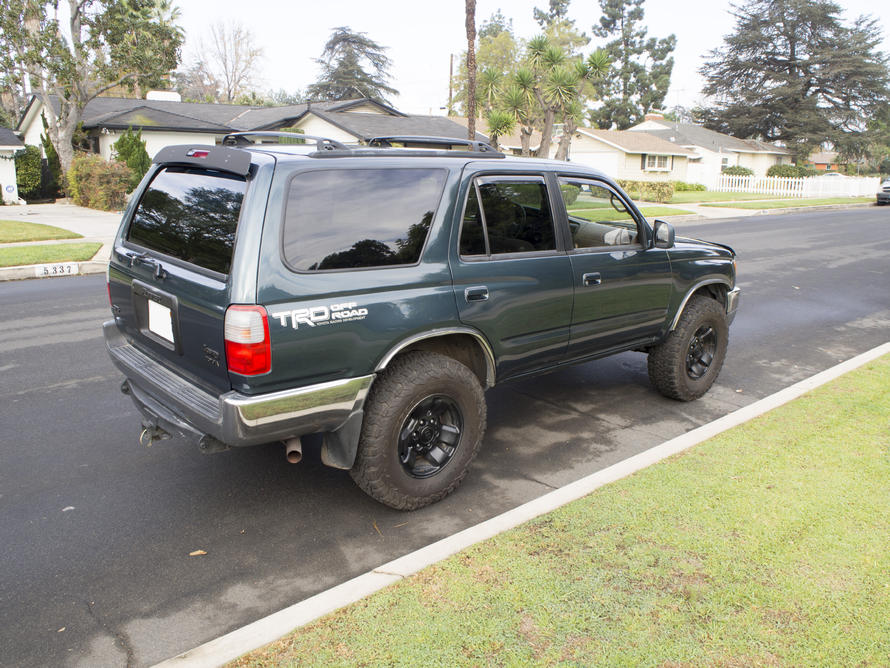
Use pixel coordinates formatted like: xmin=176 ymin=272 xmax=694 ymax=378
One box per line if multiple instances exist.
xmin=112 ymin=128 xmax=151 ymax=193
xmin=700 ymin=0 xmax=890 ymax=161
xmin=306 ymin=27 xmax=398 ymax=104
xmin=588 ymin=0 xmax=676 ymax=130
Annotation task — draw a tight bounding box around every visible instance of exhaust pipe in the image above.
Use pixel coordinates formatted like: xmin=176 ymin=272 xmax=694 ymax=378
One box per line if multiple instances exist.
xmin=284 ymin=437 xmax=302 ymax=464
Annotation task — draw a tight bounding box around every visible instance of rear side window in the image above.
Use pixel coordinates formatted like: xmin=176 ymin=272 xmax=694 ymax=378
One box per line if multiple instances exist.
xmin=283 ymin=168 xmax=447 ymax=271
xmin=127 ymin=167 xmax=246 ymax=274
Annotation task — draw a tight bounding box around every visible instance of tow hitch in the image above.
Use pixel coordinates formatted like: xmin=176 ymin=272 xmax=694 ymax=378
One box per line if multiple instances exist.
xmin=139 ymin=421 xmax=171 ymax=447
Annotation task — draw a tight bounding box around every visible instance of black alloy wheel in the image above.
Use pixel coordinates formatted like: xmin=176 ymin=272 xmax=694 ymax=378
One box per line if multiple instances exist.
xmin=686 ymin=325 xmax=717 ymax=380
xmin=398 ymin=395 xmax=463 ymax=478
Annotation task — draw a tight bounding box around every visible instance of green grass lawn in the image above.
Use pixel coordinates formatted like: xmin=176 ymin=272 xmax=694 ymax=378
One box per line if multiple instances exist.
xmin=0 ymin=219 xmax=82 ymax=243
xmin=0 ymin=242 xmax=102 ymax=267
xmin=668 ymin=191 xmax=789 ymax=204
xmin=700 ymin=196 xmax=874 ymax=209
xmin=232 ymin=355 xmax=890 ymax=667
xmin=569 ymin=205 xmax=695 ymax=221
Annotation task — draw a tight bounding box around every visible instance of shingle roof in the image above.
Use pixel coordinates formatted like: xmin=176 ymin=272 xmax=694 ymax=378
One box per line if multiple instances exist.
xmin=580 ymin=128 xmax=694 ymax=156
xmin=0 ymin=127 xmax=24 ymax=148
xmin=311 ymin=110 xmax=479 ymax=141
xmin=631 ymin=120 xmax=790 ymax=155
xmin=33 ymin=96 xmax=402 ymax=133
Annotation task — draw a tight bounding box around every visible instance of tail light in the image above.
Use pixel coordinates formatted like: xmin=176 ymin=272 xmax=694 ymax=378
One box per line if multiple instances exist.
xmin=224 ymin=305 xmax=271 ymax=375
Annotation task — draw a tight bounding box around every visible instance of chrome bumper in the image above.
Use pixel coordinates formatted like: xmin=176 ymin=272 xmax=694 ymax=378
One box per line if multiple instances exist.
xmin=726 ymin=287 xmax=740 ymax=326
xmin=104 ymin=320 xmax=373 ymax=449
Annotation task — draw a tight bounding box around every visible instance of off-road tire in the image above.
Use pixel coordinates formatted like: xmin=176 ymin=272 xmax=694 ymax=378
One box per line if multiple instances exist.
xmin=350 ymin=351 xmax=486 ymax=510
xmin=648 ymin=295 xmax=729 ymax=401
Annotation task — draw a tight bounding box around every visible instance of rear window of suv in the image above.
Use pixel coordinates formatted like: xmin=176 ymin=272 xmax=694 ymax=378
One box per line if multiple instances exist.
xmin=283 ymin=168 xmax=447 ymax=271
xmin=127 ymin=167 xmax=246 ymax=275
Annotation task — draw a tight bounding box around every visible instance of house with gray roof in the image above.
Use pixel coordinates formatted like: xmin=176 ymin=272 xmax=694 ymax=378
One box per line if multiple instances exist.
xmin=16 ymin=94 xmax=476 ymax=162
xmin=628 ymin=113 xmax=792 ymax=185
xmin=0 ymin=127 xmax=25 ymax=203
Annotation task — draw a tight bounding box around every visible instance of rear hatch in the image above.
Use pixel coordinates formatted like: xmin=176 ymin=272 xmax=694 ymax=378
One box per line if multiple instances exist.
xmin=108 ymin=145 xmax=257 ymax=394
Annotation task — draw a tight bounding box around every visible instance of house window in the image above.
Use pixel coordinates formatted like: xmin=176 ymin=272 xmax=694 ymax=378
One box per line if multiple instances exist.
xmin=646 ymin=154 xmax=669 ymax=171
xmin=721 ymin=157 xmax=729 ymax=167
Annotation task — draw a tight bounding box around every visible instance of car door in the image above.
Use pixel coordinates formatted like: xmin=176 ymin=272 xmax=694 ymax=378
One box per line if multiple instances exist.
xmin=450 ymin=174 xmax=574 ymax=381
xmin=556 ymin=175 xmax=672 ymax=358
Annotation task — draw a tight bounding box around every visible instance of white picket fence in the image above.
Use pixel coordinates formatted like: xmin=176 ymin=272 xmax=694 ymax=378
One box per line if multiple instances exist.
xmin=715 ymin=174 xmax=881 ymax=198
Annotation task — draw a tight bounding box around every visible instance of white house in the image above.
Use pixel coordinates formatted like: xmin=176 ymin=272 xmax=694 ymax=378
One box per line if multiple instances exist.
xmin=16 ymin=94 xmax=476 ymax=161
xmin=0 ymin=127 xmax=25 ymax=203
xmin=568 ymin=128 xmax=694 ymax=182
xmin=628 ymin=113 xmax=791 ymax=186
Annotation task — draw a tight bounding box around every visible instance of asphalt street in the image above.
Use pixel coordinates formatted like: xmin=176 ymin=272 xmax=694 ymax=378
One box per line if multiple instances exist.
xmin=1 ymin=208 xmax=888 ymax=667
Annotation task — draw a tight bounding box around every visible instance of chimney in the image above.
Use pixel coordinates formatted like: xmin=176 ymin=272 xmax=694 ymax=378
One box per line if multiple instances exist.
xmin=644 ymin=111 xmax=665 ymax=122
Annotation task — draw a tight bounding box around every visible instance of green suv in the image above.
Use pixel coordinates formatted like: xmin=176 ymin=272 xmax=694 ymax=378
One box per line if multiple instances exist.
xmin=104 ymin=134 xmax=739 ymax=509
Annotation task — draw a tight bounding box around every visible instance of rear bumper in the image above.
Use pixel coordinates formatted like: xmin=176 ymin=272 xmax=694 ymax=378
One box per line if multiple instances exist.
xmin=877 ymin=192 xmax=890 ymax=204
xmin=104 ymin=320 xmax=373 ymax=449
xmin=726 ymin=287 xmax=741 ymax=326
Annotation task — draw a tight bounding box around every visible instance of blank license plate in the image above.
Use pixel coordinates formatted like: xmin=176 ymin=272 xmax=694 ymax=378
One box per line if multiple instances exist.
xmin=147 ymin=300 xmax=174 ymax=343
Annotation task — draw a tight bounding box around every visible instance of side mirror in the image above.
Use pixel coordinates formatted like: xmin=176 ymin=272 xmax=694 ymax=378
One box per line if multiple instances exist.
xmin=653 ymin=219 xmax=675 ymax=249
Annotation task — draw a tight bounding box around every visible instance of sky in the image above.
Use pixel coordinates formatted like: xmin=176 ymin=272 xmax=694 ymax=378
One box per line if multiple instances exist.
xmin=175 ymin=0 xmax=890 ymax=116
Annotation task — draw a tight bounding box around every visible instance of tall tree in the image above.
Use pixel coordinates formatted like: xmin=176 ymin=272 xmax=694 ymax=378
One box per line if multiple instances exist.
xmin=700 ymin=0 xmax=890 ymax=161
xmin=205 ymin=21 xmax=263 ymax=103
xmin=453 ymin=10 xmax=519 ymax=117
xmin=306 ymin=27 xmax=398 ymax=104
xmin=533 ymin=0 xmax=571 ymax=28
xmin=465 ymin=0 xmax=477 ymax=140
xmin=0 ymin=0 xmax=182 ymax=171
xmin=589 ymin=0 xmax=676 ymax=130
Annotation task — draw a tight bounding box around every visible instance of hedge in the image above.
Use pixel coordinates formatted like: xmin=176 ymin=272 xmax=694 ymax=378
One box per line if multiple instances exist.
xmin=721 ymin=165 xmax=754 ymax=176
xmin=112 ymin=128 xmax=151 ymax=192
xmin=766 ymin=164 xmax=816 ymax=178
xmin=67 ymin=154 xmax=132 ymax=211
xmin=672 ymin=180 xmax=706 ymax=192
xmin=616 ymin=179 xmax=674 ymax=203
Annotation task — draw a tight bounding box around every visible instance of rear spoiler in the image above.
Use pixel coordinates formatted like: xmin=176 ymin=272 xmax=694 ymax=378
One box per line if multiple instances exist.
xmin=152 ymin=145 xmax=251 ymax=176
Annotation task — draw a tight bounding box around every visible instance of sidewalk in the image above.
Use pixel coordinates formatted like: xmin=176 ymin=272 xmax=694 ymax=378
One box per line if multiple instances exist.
xmin=0 ymin=201 xmax=121 ymax=280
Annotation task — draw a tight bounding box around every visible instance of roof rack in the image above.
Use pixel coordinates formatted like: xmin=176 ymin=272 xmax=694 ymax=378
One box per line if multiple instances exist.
xmin=222 ymin=132 xmax=349 ymax=151
xmin=367 ymin=135 xmax=500 ymax=153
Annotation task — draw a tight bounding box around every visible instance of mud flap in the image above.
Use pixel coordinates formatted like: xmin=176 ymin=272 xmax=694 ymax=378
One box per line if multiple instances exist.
xmin=321 ymin=411 xmax=364 ymax=470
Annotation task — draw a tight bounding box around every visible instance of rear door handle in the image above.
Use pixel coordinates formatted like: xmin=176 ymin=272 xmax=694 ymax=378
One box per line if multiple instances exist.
xmin=464 ymin=286 xmax=489 ymax=302
xmin=582 ymin=272 xmax=602 ymax=287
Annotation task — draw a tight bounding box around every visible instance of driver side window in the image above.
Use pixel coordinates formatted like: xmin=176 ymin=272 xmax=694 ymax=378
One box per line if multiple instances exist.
xmin=558 ymin=178 xmax=641 ymax=249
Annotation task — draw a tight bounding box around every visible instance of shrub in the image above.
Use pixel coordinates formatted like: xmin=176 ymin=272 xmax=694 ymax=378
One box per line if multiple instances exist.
xmin=559 ymin=182 xmax=580 ymax=206
xmin=672 ymin=181 xmax=706 ymax=192
xmin=721 ymin=165 xmax=754 ymax=176
xmin=67 ymin=154 xmax=131 ymax=211
xmin=616 ymin=179 xmax=674 ymax=203
xmin=15 ymin=145 xmax=43 ymax=200
xmin=112 ymin=127 xmax=151 ymax=192
xmin=766 ymin=164 xmax=814 ymax=178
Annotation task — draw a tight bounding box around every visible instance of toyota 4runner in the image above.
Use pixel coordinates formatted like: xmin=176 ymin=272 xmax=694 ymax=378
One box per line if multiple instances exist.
xmin=104 ymin=134 xmax=739 ymax=509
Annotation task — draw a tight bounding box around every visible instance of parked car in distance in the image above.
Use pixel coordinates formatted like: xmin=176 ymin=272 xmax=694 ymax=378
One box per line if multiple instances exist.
xmin=104 ymin=134 xmax=739 ymax=510
xmin=877 ymin=178 xmax=890 ymax=205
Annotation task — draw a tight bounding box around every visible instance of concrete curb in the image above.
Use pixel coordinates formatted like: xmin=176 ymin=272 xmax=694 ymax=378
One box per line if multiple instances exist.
xmin=156 ymin=341 xmax=890 ymax=667
xmin=0 ymin=248 xmax=109 ymax=281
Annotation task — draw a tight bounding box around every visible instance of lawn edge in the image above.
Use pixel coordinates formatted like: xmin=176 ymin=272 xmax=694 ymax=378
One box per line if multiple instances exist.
xmin=156 ymin=341 xmax=890 ymax=668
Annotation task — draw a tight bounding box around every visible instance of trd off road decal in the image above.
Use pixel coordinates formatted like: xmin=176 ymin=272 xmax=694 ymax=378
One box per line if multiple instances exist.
xmin=271 ymin=302 xmax=369 ymax=329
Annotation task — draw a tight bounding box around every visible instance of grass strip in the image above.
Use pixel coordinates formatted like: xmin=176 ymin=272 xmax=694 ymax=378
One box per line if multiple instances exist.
xmin=0 ymin=242 xmax=102 ymax=267
xmin=232 ymin=354 xmax=890 ymax=667
xmin=700 ymin=196 xmax=874 ymax=209
xmin=668 ymin=191 xmax=797 ymax=204
xmin=0 ymin=219 xmax=82 ymax=243
xmin=569 ymin=206 xmax=695 ymax=222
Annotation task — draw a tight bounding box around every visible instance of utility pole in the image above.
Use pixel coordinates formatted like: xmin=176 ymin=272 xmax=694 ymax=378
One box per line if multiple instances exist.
xmin=448 ymin=54 xmax=454 ymax=116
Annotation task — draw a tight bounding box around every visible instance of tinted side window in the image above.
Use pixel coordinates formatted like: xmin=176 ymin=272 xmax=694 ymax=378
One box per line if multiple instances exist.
xmin=127 ymin=167 xmax=246 ymax=274
xmin=283 ymin=168 xmax=447 ymax=271
xmin=458 ymin=180 xmax=556 ymax=257
xmin=558 ymin=178 xmax=640 ymax=249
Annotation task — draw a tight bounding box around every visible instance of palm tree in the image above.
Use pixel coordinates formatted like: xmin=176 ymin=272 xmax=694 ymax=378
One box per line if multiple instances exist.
xmin=553 ymin=50 xmax=611 ymax=160
xmin=485 ymin=109 xmax=516 ymax=151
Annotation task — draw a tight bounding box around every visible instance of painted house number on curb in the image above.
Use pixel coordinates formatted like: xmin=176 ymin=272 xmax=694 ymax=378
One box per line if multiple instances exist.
xmin=271 ymin=302 xmax=369 ymax=329
xmin=34 ymin=263 xmax=79 ymax=278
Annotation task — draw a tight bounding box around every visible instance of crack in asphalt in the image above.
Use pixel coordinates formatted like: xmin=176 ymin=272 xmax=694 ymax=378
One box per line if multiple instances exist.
xmin=85 ymin=599 xmax=135 ymax=668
